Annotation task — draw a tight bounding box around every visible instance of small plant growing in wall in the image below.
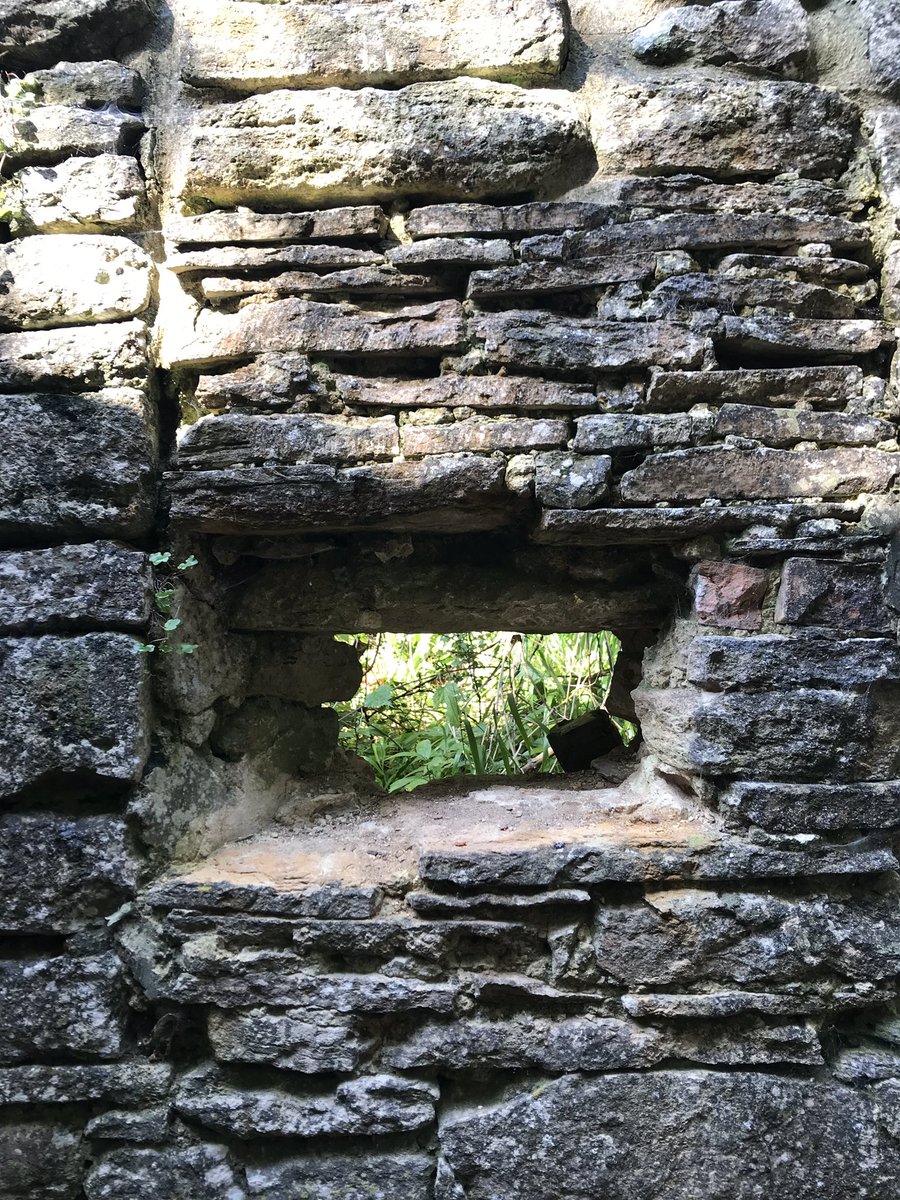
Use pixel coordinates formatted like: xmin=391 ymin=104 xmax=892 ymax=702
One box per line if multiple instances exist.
xmin=0 ymin=72 xmax=37 ymax=222
xmin=134 ymin=552 xmax=201 ymax=655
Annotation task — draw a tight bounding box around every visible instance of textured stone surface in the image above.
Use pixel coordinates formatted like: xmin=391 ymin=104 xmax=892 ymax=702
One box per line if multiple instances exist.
xmin=208 ymin=1010 xmax=370 ymax=1072
xmin=0 ymin=391 xmax=156 ymax=540
xmin=7 ymin=155 xmax=147 ymax=234
xmin=0 ymin=1124 xmax=82 ymax=1200
xmin=860 ymin=0 xmax=900 ymax=97
xmin=143 ymin=879 xmax=381 ymax=919
xmin=595 ymin=80 xmax=856 ymax=179
xmin=177 ymin=80 xmax=590 ymax=206
xmin=632 ymin=0 xmax=808 ymax=73
xmin=535 ymin=452 xmax=611 ymax=508
xmin=0 ymin=1062 xmax=171 ymax=1105
xmin=179 ymin=0 xmax=566 ymax=89
xmin=336 ymin=374 xmax=596 ymax=411
xmin=178 ymin=414 xmax=398 ymax=468
xmin=687 ymin=634 xmax=900 ymax=690
xmin=166 ymin=206 xmax=389 ymax=245
xmin=0 ymin=543 xmax=150 ymax=634
xmin=0 ymin=955 xmax=124 ymax=1063
xmin=0 ymin=236 xmax=152 ymax=329
xmin=646 ymin=366 xmax=864 ymax=411
xmin=31 ymin=60 xmax=142 ymax=108
xmin=440 ymin=1071 xmax=900 ymax=1199
xmin=0 ymin=322 xmax=149 ymax=392
xmin=0 ymin=0 xmax=151 ymax=68
xmin=400 ymin=418 xmax=566 ymax=456
xmin=0 ymin=814 xmax=136 ymax=932
xmin=721 ymin=780 xmax=900 ymax=833
xmin=3 ymin=103 xmax=143 ymax=169
xmin=691 ymin=560 xmax=769 ymax=630
xmin=711 ymin=405 xmax=892 ymax=446
xmin=245 ymin=1154 xmax=434 ymax=1200
xmin=620 ymin=448 xmax=898 ymax=504
xmin=0 ymin=634 xmax=149 ymax=800
xmin=167 ymin=243 xmax=385 ymax=275
xmin=717 ymin=317 xmax=891 ymax=360
xmin=84 ymin=1145 xmax=245 ymax=1200
xmin=775 ymin=558 xmax=890 ymax=632
xmin=468 ymin=257 xmax=656 ymax=299
xmin=646 ymin=273 xmax=854 ymax=319
xmin=176 ymin=1072 xmax=438 ymax=1138
xmin=533 ymin=504 xmax=856 ymax=545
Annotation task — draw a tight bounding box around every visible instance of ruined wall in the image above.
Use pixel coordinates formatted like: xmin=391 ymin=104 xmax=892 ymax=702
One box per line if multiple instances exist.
xmin=3 ymin=0 xmax=900 ymax=1195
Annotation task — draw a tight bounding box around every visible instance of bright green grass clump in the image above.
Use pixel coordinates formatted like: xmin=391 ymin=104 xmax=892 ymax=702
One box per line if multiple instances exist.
xmin=335 ymin=631 xmax=632 ymax=793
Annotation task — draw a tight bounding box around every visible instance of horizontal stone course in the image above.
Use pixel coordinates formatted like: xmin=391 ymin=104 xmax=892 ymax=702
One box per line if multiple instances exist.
xmin=177 ymin=413 xmax=399 ymax=468
xmin=7 ymin=155 xmax=148 ymax=236
xmin=244 ymin=1154 xmax=434 ymax=1200
xmin=166 ymin=206 xmax=389 ymax=245
xmin=0 ymin=1061 xmax=171 ymax=1106
xmin=631 ymin=0 xmax=809 ymax=73
xmin=716 ymin=316 xmax=892 ymax=360
xmin=687 ymin=634 xmax=900 ymax=690
xmin=646 ymin=366 xmax=864 ymax=411
xmin=84 ymin=1145 xmax=244 ymax=1200
xmin=721 ymin=780 xmax=900 ymax=832
xmin=336 ymin=374 xmax=596 ymax=411
xmin=0 ymin=321 xmax=150 ymax=392
xmin=400 ymin=418 xmax=567 ymax=456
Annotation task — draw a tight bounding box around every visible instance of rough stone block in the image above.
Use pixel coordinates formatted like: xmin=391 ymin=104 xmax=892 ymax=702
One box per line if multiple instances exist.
xmin=336 ymin=374 xmax=596 ymax=411
xmin=691 ymin=560 xmax=769 ymax=630
xmin=635 ymin=685 xmax=871 ymax=780
xmin=573 ymin=413 xmax=691 ymax=451
xmin=0 ymin=1124 xmax=82 ymax=1200
xmin=165 ymin=206 xmax=389 ymax=245
xmin=467 ymin=257 xmax=656 ymax=299
xmin=166 ymin=243 xmax=385 ymax=275
xmin=240 ymin=635 xmax=362 ymax=704
xmin=168 ymin=456 xmax=514 ymax=536
xmin=3 ymin=104 xmax=143 ymax=170
xmin=534 ymin=452 xmax=611 ymax=508
xmin=619 ymin=447 xmax=898 ymax=504
xmin=208 ymin=1010 xmax=370 ymax=1072
xmin=0 ymin=321 xmax=149 ymax=393
xmin=860 ymin=0 xmax=900 ymax=97
xmin=775 ymin=558 xmax=891 ymax=632
xmin=84 ymin=1145 xmax=245 ymax=1200
xmin=177 ymin=79 xmax=590 ymax=207
xmin=646 ymin=366 xmax=864 ymax=411
xmin=0 ymin=954 xmax=124 ymax=1063
xmin=179 ymin=0 xmax=566 ymax=90
xmin=594 ymin=79 xmax=856 ymax=179
xmin=647 ymin=273 xmax=854 ymax=319
xmin=716 ymin=316 xmax=892 ymax=361
xmin=632 ymin=0 xmax=808 ymax=73
xmin=0 ymin=543 xmax=151 ymax=635
xmin=687 ymin=634 xmax=900 ymax=690
xmin=177 ymin=413 xmax=399 ymax=468
xmin=400 ymin=418 xmax=567 ymax=456
xmin=0 ymin=814 xmax=136 ymax=932
xmin=721 ymin=780 xmax=900 ymax=833
xmin=31 ymin=60 xmax=142 ymax=108
xmin=388 ymin=237 xmax=514 ymax=269
xmin=0 ymin=634 xmax=149 ymax=800
xmin=244 ymin=1154 xmax=434 ymax=1200
xmin=718 ymin=252 xmax=869 ymax=285
xmin=472 ymin=311 xmax=709 ymax=374
xmin=0 ymin=0 xmax=151 ymax=68
xmin=200 ymin=266 xmax=443 ymax=303
xmin=84 ymin=1108 xmax=171 ymax=1143
xmin=164 ymin=299 xmax=465 ymax=369
xmin=0 ymin=235 xmax=152 ymax=329
xmin=711 ymin=405 xmax=893 ymax=447
xmin=0 ymin=391 xmax=156 ymax=540
xmin=175 ymin=1072 xmax=438 ymax=1138
xmin=439 ymin=1071 xmax=900 ymax=1199
xmin=7 ymin=155 xmax=147 ymax=235
xmin=143 ymin=879 xmax=381 ymax=920
xmin=0 ymin=1062 xmax=171 ymax=1106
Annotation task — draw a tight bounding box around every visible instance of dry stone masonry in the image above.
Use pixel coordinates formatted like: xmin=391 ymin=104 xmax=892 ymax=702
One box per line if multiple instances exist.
xmin=3 ymin=0 xmax=900 ymax=1195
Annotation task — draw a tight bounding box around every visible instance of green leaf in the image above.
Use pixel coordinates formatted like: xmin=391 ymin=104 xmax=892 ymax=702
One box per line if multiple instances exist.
xmin=415 ymin=738 xmax=433 ymax=761
xmin=163 ymin=618 xmax=182 ymax=632
xmin=178 ymin=643 xmax=200 ymax=654
xmin=363 ymin=683 xmax=394 ymax=709
xmin=177 ymin=555 xmax=199 ymax=571
xmin=133 ymin=642 xmax=156 ymax=653
xmin=154 ymin=588 xmax=175 ymax=613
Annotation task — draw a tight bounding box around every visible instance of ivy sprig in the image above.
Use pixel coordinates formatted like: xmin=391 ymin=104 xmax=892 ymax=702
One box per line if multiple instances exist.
xmin=135 ymin=552 xmax=201 ymax=655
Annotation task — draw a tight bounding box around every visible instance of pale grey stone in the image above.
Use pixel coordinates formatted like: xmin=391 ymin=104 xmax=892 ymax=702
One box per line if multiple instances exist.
xmin=0 ymin=0 xmax=152 ymax=69
xmin=7 ymin=155 xmax=147 ymax=235
xmin=632 ymin=0 xmax=808 ymax=74
xmin=534 ymin=452 xmax=611 ymax=508
xmin=176 ymin=413 xmax=399 ymax=468
xmin=0 ymin=322 xmax=149 ymax=392
xmin=84 ymin=1145 xmax=246 ymax=1200
xmin=245 ymin=1154 xmax=433 ymax=1200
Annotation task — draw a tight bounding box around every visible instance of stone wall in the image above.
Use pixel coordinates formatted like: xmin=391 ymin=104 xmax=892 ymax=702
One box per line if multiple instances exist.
xmin=2 ymin=0 xmax=900 ymax=1195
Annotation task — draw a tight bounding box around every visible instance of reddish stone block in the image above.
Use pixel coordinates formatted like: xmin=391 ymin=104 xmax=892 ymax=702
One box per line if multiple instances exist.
xmin=691 ymin=560 xmax=769 ymax=630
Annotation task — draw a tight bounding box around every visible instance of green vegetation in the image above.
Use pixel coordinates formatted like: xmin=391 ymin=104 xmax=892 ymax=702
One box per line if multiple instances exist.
xmin=336 ymin=631 xmax=633 ymax=793
xmin=134 ymin=552 xmax=201 ymax=655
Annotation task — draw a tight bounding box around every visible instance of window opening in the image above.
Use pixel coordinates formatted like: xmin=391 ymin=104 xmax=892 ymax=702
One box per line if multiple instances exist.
xmin=335 ymin=631 xmax=637 ymax=793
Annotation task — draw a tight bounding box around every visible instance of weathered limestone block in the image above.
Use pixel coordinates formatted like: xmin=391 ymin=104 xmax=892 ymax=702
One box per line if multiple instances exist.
xmin=472 ymin=312 xmax=710 ymax=374
xmin=0 ymin=1062 xmax=171 ymax=1106
xmin=84 ymin=1145 xmax=246 ymax=1200
xmin=775 ymin=558 xmax=891 ymax=632
xmin=520 ymin=214 xmax=867 ymax=260
xmin=647 ymin=274 xmax=854 ymax=319
xmin=166 ymin=243 xmax=385 ymax=275
xmin=0 ymin=1124 xmax=82 ymax=1200
xmin=0 ymin=955 xmax=124 ymax=1062
xmin=860 ymin=0 xmax=900 ymax=97
xmin=467 ymin=257 xmax=656 ymax=299
xmin=31 ymin=60 xmax=142 ymax=108
xmin=388 ymin=238 xmax=514 ymax=269
xmin=722 ymin=779 xmax=900 ymax=833
xmin=646 ymin=366 xmax=864 ymax=411
xmin=336 ymin=374 xmax=596 ymax=411
xmin=176 ymin=1071 xmax=438 ymax=1138
xmin=593 ymin=888 xmax=900 ymax=987
xmin=244 ymin=1154 xmax=434 ymax=1200
xmin=0 ymin=634 xmax=149 ymax=799
xmin=399 ymin=418 xmax=567 ymax=456
xmin=7 ymin=155 xmax=147 ymax=234
xmin=0 ymin=391 xmax=156 ymax=539
xmin=177 ymin=413 xmax=398 ymax=468
xmin=144 ymin=878 xmax=381 ymax=919
xmin=165 ymin=206 xmax=388 ymax=245
xmin=711 ymin=405 xmax=893 ymax=446
xmin=439 ymin=1072 xmax=900 ymax=1199
xmin=620 ymin=990 xmax=886 ymax=1020
xmin=168 ymin=456 xmax=514 ymax=535
xmin=716 ymin=317 xmax=892 ymax=361
xmin=0 ymin=814 xmax=136 ymax=932
xmin=574 ymin=413 xmax=691 ymax=451
xmin=719 ymin=252 xmax=870 ymax=285
xmin=3 ymin=104 xmax=143 ymax=169
xmin=688 ymin=634 xmax=900 ymax=690
xmin=84 ymin=1108 xmax=171 ymax=1142
xmin=534 ymin=452 xmax=611 ymax=508
xmin=0 ymin=322 xmax=149 ymax=392
xmin=635 ymin=685 xmax=870 ymax=779
xmin=0 ymin=236 xmax=153 ymax=330
xmin=691 ymin=560 xmax=768 ymax=630
xmin=0 ymin=543 xmax=150 ymax=635
xmin=619 ymin=447 xmax=899 ymax=503
xmin=177 ymin=80 xmax=591 ymax=206
xmin=0 ymin=0 xmax=151 ymax=68
xmin=208 ymin=1010 xmax=370 ymax=1072
xmin=164 ymin=300 xmax=465 ymax=369
xmin=196 ymin=353 xmax=314 ymax=412
xmin=594 ymin=80 xmax=856 ymax=179
xmin=178 ymin=0 xmax=566 ymax=90
xmin=632 ymin=0 xmax=808 ymax=74
xmin=200 ymin=267 xmax=443 ymax=303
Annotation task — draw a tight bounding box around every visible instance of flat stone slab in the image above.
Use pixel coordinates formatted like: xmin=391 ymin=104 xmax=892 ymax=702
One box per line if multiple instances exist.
xmin=632 ymin=0 xmax=808 ymax=74
xmin=176 ymin=79 xmax=591 ymax=207
xmin=336 ymin=374 xmax=597 ymax=411
xmin=0 ymin=322 xmax=149 ymax=392
xmin=178 ymin=0 xmax=567 ymax=90
xmin=176 ymin=413 xmax=399 ymax=468
xmin=7 ymin=154 xmax=147 ymax=236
